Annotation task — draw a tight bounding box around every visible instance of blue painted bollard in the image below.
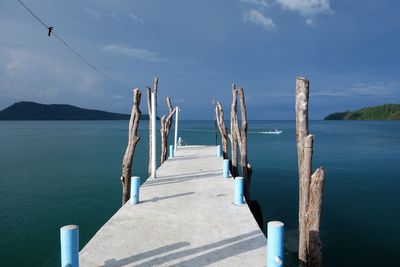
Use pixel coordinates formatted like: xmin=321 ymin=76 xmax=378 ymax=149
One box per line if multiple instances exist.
xmin=217 ymin=145 xmax=222 ymax=157
xmin=169 ymin=145 xmax=174 ymax=158
xmin=234 ymin=177 xmax=244 ymax=205
xmin=130 ymin=176 xmax=140 ymax=205
xmin=267 ymin=221 xmax=284 ymax=267
xmin=223 ymin=159 xmax=230 ymax=178
xmin=60 ymin=225 xmax=79 ymax=267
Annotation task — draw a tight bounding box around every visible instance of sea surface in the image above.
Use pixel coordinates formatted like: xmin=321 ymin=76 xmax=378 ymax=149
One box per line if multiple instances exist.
xmin=0 ymin=120 xmax=399 ymax=266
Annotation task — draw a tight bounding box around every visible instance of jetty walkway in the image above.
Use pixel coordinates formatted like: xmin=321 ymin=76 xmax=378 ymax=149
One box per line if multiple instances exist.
xmin=80 ymin=145 xmax=267 ymax=266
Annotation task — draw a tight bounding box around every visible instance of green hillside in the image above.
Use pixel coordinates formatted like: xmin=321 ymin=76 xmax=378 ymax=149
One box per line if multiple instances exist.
xmin=0 ymin=101 xmax=151 ymax=120
xmin=325 ymin=104 xmax=400 ymax=120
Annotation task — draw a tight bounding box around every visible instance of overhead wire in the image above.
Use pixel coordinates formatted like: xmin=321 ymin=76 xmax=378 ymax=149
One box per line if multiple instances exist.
xmin=15 ymin=0 xmax=127 ymax=89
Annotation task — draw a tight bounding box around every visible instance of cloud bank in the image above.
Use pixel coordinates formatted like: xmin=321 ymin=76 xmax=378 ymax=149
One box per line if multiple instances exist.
xmin=243 ymin=9 xmax=275 ymax=30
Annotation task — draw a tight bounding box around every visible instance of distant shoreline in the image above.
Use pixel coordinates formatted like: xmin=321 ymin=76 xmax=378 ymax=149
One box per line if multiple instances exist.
xmin=0 ymin=101 xmax=151 ymax=120
xmin=324 ymin=104 xmax=400 ymax=120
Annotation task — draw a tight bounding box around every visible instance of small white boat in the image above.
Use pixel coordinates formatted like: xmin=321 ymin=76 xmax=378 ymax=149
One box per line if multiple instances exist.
xmin=262 ymin=129 xmax=283 ymax=135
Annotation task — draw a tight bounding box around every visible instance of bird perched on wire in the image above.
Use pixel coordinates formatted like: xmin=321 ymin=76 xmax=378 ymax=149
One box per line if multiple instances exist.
xmin=47 ymin=26 xmax=53 ymax=37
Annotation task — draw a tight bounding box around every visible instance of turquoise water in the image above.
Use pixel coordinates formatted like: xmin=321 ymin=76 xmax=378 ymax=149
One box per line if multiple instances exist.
xmin=0 ymin=120 xmax=399 ymax=266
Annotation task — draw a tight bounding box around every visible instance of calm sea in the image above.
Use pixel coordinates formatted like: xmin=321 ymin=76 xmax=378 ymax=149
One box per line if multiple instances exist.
xmin=0 ymin=120 xmax=399 ymax=266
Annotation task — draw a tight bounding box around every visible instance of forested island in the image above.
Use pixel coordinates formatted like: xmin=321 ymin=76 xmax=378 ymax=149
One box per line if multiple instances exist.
xmin=325 ymin=104 xmax=400 ymax=120
xmin=0 ymin=101 xmax=150 ymax=120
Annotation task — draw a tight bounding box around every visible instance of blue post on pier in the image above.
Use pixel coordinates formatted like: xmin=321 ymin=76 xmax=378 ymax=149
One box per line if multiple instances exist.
xmin=267 ymin=221 xmax=284 ymax=267
xmin=169 ymin=145 xmax=174 ymax=158
xmin=223 ymin=159 xmax=230 ymax=178
xmin=60 ymin=225 xmax=79 ymax=267
xmin=130 ymin=176 xmax=140 ymax=205
xmin=217 ymin=145 xmax=222 ymax=157
xmin=234 ymin=177 xmax=244 ymax=205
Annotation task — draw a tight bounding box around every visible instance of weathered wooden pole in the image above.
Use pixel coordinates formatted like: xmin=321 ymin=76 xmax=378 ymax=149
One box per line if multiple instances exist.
xmin=174 ymin=106 xmax=179 ymax=152
xmin=160 ymin=97 xmax=176 ymax=164
xmin=147 ymin=78 xmax=158 ymax=176
xmin=229 ymin=84 xmax=239 ymax=177
xmin=233 ymin=87 xmax=252 ymax=202
xmin=151 ymin=91 xmax=156 ymax=178
xmin=121 ymin=88 xmax=141 ymax=205
xmin=215 ymin=101 xmax=228 ymax=159
xmin=295 ymin=77 xmax=325 ymax=267
xmin=307 ymin=167 xmax=324 ymax=267
xmin=146 ymin=87 xmax=152 ymax=176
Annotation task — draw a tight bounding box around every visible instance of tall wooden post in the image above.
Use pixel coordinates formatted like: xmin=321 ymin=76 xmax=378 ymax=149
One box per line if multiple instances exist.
xmin=146 ymin=86 xmax=152 ymax=176
xmin=229 ymin=84 xmax=239 ymax=177
xmin=296 ymin=77 xmax=325 ymax=267
xmin=231 ymin=87 xmax=252 ymax=202
xmin=160 ymin=97 xmax=176 ymax=164
xmin=215 ymin=101 xmax=228 ymax=159
xmin=121 ymin=88 xmax=141 ymax=205
xmin=174 ymin=107 xmax=179 ymax=152
xmin=151 ymin=91 xmax=156 ymax=178
xmin=147 ymin=78 xmax=158 ymax=176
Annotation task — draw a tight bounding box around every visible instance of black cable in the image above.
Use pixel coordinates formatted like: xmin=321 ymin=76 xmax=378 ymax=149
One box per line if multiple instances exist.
xmin=16 ymin=0 xmax=126 ymax=88
xmin=16 ymin=0 xmax=48 ymax=28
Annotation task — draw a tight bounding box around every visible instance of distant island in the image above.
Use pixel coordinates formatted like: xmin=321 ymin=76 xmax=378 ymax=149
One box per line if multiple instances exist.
xmin=0 ymin=101 xmax=150 ymax=120
xmin=325 ymin=104 xmax=400 ymax=120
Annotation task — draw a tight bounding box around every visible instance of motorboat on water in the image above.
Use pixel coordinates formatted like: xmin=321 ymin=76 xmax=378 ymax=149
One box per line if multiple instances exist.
xmin=262 ymin=129 xmax=283 ymax=135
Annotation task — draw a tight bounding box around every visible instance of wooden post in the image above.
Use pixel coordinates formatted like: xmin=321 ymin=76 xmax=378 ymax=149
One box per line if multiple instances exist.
xmin=151 ymin=92 xmax=156 ymax=178
xmin=233 ymin=87 xmax=251 ymax=202
xmin=146 ymin=86 xmax=152 ymax=176
xmin=147 ymin=78 xmax=158 ymax=176
xmin=229 ymin=84 xmax=239 ymax=177
xmin=215 ymin=101 xmax=228 ymax=159
xmin=160 ymin=97 xmax=176 ymax=164
xmin=174 ymin=107 xmax=179 ymax=152
xmin=121 ymin=88 xmax=141 ymax=205
xmin=307 ymin=167 xmax=324 ymax=267
xmin=295 ymin=77 xmax=325 ymax=267
xmin=296 ymin=77 xmax=310 ymax=263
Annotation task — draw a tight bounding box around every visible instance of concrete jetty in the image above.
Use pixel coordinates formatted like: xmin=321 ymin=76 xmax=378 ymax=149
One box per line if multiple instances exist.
xmin=80 ymin=145 xmax=267 ymax=266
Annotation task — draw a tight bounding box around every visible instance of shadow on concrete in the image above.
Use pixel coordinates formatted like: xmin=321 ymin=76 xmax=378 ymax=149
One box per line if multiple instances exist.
xmin=157 ymin=170 xmax=220 ymax=180
xmin=131 ymin=230 xmax=264 ymax=267
xmin=168 ymin=235 xmax=265 ymax=266
xmin=141 ymin=192 xmax=195 ymax=203
xmin=100 ymin=242 xmax=190 ymax=267
xmin=143 ymin=171 xmax=220 ymax=188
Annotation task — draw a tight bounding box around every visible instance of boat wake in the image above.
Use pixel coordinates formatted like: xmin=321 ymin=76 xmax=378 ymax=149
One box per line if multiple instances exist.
xmin=249 ymin=130 xmax=283 ymax=135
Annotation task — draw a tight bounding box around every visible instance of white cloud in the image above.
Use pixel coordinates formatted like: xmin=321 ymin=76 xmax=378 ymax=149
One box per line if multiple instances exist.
xmin=315 ymin=81 xmax=400 ymax=97
xmin=129 ymin=13 xmax=144 ymax=25
xmin=305 ymin=17 xmax=317 ymax=27
xmin=275 ymin=0 xmax=333 ymax=16
xmin=84 ymin=8 xmax=121 ymax=23
xmin=240 ymin=0 xmax=270 ymax=6
xmin=102 ymin=44 xmax=166 ymax=62
xmin=243 ymin=9 xmax=275 ymax=30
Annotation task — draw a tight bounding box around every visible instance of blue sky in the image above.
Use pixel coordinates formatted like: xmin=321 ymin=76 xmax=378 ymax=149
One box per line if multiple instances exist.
xmin=0 ymin=0 xmax=399 ymax=119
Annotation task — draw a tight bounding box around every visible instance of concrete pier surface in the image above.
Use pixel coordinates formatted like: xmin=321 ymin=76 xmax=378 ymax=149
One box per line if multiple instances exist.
xmin=80 ymin=145 xmax=267 ymax=266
